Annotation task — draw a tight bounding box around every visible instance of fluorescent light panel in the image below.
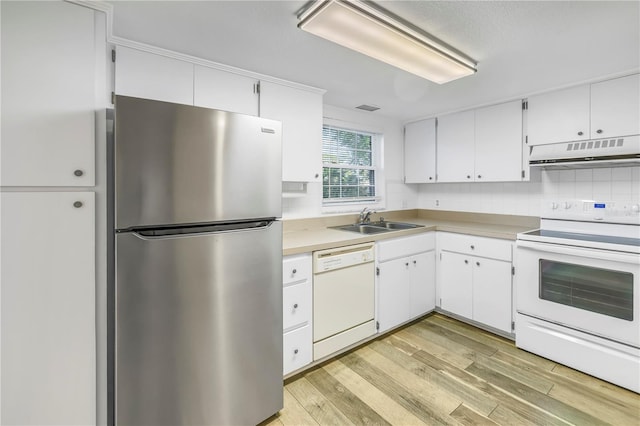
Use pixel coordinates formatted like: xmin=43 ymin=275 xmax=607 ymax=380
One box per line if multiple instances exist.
xmin=298 ymin=0 xmax=476 ymax=84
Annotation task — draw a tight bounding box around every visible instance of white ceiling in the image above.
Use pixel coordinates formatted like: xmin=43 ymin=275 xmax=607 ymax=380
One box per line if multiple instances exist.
xmin=108 ymin=1 xmax=640 ymax=122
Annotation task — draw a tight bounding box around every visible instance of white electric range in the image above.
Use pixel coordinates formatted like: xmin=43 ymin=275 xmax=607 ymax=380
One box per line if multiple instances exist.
xmin=515 ymin=199 xmax=640 ymax=393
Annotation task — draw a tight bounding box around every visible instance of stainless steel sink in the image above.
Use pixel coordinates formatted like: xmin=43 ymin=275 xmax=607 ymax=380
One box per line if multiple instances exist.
xmin=332 ymin=223 xmax=392 ymax=234
xmin=332 ymin=221 xmax=424 ymax=234
xmin=371 ymin=221 xmax=425 ymax=230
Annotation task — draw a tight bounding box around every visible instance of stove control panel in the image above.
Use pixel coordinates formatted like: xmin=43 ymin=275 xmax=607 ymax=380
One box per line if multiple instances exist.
xmin=543 ymin=199 xmax=640 ymax=224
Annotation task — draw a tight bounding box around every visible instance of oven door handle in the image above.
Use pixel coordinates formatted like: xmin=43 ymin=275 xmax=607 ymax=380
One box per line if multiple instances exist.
xmin=516 ymin=239 xmax=640 ymax=264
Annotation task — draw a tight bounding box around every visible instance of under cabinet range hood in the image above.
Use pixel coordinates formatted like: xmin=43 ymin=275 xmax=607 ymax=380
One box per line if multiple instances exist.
xmin=529 ymin=135 xmax=640 ymax=168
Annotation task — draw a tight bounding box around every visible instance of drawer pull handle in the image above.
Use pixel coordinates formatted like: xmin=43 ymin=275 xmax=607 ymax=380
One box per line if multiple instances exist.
xmin=413 ymin=260 xmax=417 ymax=264
xmin=73 ymin=201 xmax=83 ymax=208
xmin=74 ymin=169 xmax=84 ymax=177
xmin=578 ymin=131 xmax=584 ymax=136
xmin=470 ymin=245 xmax=475 ymax=249
xmin=405 ymin=262 xmax=409 ymax=267
xmin=293 ymin=303 xmax=298 ymax=309
xmin=292 ymin=268 xmax=297 ymax=274
xmin=293 ymin=349 xmax=299 ymax=355
xmin=596 ymin=129 xmax=603 ymax=134
xmin=464 ymin=260 xmax=468 ymax=264
xmin=476 ymin=261 xmax=480 ymax=266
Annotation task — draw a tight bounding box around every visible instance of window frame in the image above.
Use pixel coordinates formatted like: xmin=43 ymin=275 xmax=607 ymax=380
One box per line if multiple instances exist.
xmin=321 ymin=118 xmax=385 ymax=213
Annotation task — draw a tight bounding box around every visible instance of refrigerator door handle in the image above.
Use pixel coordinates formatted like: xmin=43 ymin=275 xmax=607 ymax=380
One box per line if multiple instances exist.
xmin=131 ymin=219 xmax=276 ymax=239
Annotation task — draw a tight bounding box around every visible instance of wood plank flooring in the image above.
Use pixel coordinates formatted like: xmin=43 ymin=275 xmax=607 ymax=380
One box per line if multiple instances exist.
xmin=263 ymin=313 xmax=640 ymax=426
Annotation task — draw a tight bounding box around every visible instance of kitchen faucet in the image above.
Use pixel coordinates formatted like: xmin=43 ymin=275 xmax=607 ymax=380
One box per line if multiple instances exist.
xmin=359 ymin=207 xmax=374 ymax=223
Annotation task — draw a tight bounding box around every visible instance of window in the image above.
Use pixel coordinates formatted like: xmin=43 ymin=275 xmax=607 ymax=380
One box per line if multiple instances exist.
xmin=322 ymin=125 xmax=380 ymax=205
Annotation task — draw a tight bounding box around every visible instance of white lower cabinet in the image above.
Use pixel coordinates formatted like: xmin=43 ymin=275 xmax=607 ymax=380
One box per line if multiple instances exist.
xmin=282 ymin=253 xmax=312 ymax=375
xmin=438 ymin=232 xmax=513 ymax=334
xmin=376 ymin=233 xmax=436 ymax=333
xmin=439 ymin=251 xmax=473 ymax=318
xmin=1 ymin=192 xmax=95 ymax=425
xmin=283 ymin=325 xmax=312 ymax=376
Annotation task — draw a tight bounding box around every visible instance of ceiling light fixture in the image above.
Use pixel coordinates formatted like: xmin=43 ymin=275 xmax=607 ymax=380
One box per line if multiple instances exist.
xmin=298 ymin=0 xmax=477 ymax=84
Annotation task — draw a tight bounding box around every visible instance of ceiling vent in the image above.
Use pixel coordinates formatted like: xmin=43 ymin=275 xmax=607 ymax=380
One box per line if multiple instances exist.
xmin=355 ymin=104 xmax=380 ymax=112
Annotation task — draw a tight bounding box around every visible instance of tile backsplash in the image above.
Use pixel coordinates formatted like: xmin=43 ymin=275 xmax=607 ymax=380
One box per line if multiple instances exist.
xmin=283 ymin=166 xmax=639 ymax=219
xmin=417 ymin=166 xmax=640 ymax=217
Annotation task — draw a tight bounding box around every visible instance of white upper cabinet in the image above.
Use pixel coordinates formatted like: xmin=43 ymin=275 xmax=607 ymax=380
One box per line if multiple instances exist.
xmin=115 ymin=46 xmax=194 ymax=105
xmin=527 ymin=85 xmax=590 ymax=146
xmin=475 ymin=100 xmax=523 ymax=182
xmin=259 ymin=81 xmax=323 ymax=182
xmin=527 ymin=73 xmax=640 ymax=145
xmin=436 ymin=110 xmax=475 ymax=182
xmin=1 ymin=1 xmax=103 ymax=186
xmin=193 ymin=65 xmax=259 ymax=115
xmin=590 ymin=74 xmax=640 ymax=139
xmin=404 ymin=118 xmax=436 ymax=183
xmin=437 ymin=102 xmax=524 ymax=183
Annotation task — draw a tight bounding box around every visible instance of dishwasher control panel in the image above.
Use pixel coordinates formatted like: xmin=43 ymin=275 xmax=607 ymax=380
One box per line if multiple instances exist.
xmin=313 ymin=243 xmax=375 ymax=273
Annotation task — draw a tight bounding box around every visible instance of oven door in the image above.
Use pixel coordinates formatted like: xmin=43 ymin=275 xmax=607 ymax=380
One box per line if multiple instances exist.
xmin=516 ymin=239 xmax=640 ymax=347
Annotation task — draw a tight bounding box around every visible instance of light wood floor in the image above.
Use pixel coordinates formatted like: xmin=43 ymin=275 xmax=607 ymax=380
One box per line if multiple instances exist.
xmin=264 ymin=313 xmax=640 ymax=426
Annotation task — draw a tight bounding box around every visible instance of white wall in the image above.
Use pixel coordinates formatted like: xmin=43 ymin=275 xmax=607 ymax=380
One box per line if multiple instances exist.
xmin=417 ymin=166 xmax=640 ymax=216
xmin=282 ymin=104 xmax=418 ymax=219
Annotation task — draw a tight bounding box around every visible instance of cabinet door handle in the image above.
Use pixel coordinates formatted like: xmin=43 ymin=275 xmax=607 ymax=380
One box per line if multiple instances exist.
xmin=74 ymin=169 xmax=84 ymax=177
xmin=476 ymin=261 xmax=480 ymax=266
xmin=429 ymin=176 xmax=433 ymax=180
xmin=413 ymin=260 xmax=417 ymax=264
xmin=293 ymin=303 xmax=298 ymax=309
xmin=294 ymin=349 xmax=299 ymax=355
xmin=466 ymin=175 xmax=471 ymax=179
xmin=577 ymin=131 xmax=584 ymax=136
xmin=405 ymin=262 xmax=409 ymax=267
xmin=470 ymin=245 xmax=475 ymax=250
xmin=292 ymin=268 xmax=297 ymax=274
xmin=596 ymin=129 xmax=603 ymax=134
xmin=477 ymin=175 xmax=482 ymax=179
xmin=464 ymin=259 xmax=468 ymax=264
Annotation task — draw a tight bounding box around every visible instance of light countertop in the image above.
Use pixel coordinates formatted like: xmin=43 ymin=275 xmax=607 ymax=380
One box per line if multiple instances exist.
xmin=282 ymin=209 xmax=540 ymax=256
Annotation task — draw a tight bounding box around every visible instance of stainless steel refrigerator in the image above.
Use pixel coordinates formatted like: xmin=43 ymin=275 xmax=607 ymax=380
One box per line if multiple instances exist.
xmin=108 ymin=95 xmax=283 ymax=425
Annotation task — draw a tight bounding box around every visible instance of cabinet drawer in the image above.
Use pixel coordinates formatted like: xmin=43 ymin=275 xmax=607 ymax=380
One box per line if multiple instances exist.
xmin=283 ymin=253 xmax=312 ymax=285
xmin=438 ymin=232 xmax=512 ymax=261
xmin=283 ymin=281 xmax=312 ymax=331
xmin=283 ymin=325 xmax=312 ymax=375
xmin=377 ymin=232 xmax=435 ymax=262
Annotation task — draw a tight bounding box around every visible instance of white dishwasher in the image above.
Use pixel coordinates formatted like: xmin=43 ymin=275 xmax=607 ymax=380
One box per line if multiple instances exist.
xmin=313 ymin=242 xmax=376 ymax=360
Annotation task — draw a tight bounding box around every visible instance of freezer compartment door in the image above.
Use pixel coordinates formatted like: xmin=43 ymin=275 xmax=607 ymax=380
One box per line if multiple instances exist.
xmin=114 ymin=95 xmax=282 ymax=229
xmin=115 ymin=221 xmax=283 ymax=426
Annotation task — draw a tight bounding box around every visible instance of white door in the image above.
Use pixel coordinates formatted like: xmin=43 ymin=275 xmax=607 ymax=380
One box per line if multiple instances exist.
xmin=409 ymin=251 xmax=436 ymax=318
xmin=1 ymin=192 xmax=95 ymax=425
xmin=404 ymin=119 xmax=436 ymax=183
xmin=439 ymin=251 xmax=473 ymax=318
xmin=259 ymin=81 xmax=323 ymax=182
xmin=377 ymin=258 xmax=410 ymax=333
xmin=436 ymin=110 xmax=475 ymax=182
xmin=1 ymin=1 xmax=99 ymax=186
xmin=194 ymin=65 xmax=259 ymax=115
xmin=472 ymin=258 xmax=512 ymax=333
xmin=591 ymin=74 xmax=640 ymax=139
xmin=527 ymin=84 xmax=590 ymax=145
xmin=115 ymin=46 xmax=194 ymax=105
xmin=475 ymin=100 xmax=523 ymax=182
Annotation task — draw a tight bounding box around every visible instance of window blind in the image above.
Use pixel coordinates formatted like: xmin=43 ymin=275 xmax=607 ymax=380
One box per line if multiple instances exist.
xmin=322 ymin=126 xmax=377 ymax=203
